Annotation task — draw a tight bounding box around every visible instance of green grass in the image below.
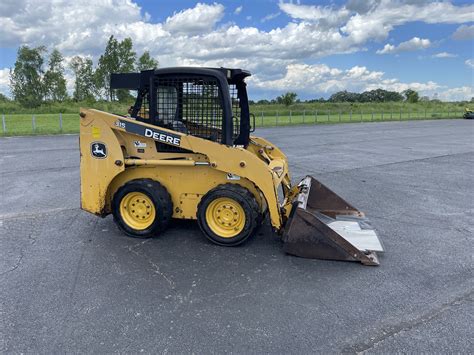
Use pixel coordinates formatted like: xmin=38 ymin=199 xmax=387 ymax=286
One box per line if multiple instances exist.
xmin=1 ymin=113 xmax=79 ymax=136
xmin=0 ymin=102 xmax=467 ymax=136
xmin=0 ymin=100 xmax=133 ymax=115
xmin=250 ymin=101 xmax=468 ymax=115
xmin=252 ymin=109 xmax=463 ymax=127
xmin=0 ymin=99 xmax=468 ymax=115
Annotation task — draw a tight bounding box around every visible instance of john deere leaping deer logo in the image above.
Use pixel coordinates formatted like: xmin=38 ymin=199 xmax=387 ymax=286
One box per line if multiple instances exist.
xmin=91 ymin=142 xmax=107 ymax=159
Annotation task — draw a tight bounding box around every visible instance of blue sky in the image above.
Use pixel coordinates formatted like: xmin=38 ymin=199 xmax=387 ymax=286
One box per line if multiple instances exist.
xmin=0 ymin=0 xmax=473 ymax=100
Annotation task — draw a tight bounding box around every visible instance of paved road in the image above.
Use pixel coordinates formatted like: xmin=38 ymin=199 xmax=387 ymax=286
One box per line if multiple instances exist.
xmin=1 ymin=119 xmax=473 ymax=353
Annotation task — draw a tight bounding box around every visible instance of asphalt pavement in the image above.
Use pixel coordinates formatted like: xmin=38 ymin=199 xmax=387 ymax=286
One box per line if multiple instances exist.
xmin=0 ymin=119 xmax=473 ymax=353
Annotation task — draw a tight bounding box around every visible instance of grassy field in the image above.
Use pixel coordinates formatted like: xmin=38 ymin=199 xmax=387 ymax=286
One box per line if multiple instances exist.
xmin=251 ymin=109 xmax=461 ymax=127
xmin=0 ymin=108 xmax=464 ymax=136
xmin=0 ymin=100 xmax=469 ymax=135
xmin=0 ymin=98 xmax=469 ymax=115
xmin=0 ymin=100 xmax=133 ymax=115
xmin=251 ymin=100 xmax=468 ymax=114
xmin=1 ymin=113 xmax=79 ymax=136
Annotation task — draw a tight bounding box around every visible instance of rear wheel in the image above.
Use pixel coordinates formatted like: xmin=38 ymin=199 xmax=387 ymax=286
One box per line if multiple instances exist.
xmin=197 ymin=184 xmax=260 ymax=246
xmin=112 ymin=179 xmax=172 ymax=238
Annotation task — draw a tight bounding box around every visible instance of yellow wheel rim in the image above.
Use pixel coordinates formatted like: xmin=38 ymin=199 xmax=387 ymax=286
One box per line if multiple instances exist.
xmin=120 ymin=192 xmax=156 ymax=230
xmin=205 ymin=197 xmax=246 ymax=238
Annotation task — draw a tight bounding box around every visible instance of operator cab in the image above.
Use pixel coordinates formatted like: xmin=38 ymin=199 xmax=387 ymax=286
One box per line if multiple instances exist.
xmin=110 ymin=67 xmax=252 ymax=147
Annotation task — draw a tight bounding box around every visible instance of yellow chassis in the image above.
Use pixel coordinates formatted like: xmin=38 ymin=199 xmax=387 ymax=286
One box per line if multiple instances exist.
xmin=79 ymin=109 xmax=293 ymax=231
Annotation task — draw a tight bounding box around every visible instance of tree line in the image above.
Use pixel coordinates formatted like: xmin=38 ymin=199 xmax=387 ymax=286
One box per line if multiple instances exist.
xmin=8 ymin=36 xmax=158 ymax=108
xmin=327 ymin=88 xmax=420 ymax=103
xmin=252 ymin=88 xmax=422 ymax=106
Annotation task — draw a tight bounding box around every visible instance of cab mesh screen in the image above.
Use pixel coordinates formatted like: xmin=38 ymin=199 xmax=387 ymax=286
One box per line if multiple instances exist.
xmin=153 ymin=76 xmax=242 ymax=144
xmin=156 ymin=77 xmax=229 ymax=143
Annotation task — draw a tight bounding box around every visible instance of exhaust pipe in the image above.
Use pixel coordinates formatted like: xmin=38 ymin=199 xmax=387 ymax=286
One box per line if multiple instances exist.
xmin=282 ymin=176 xmax=384 ymax=266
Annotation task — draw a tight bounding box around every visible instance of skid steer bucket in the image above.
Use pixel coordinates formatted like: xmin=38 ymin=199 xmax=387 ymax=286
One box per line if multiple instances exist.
xmin=282 ymin=176 xmax=384 ymax=266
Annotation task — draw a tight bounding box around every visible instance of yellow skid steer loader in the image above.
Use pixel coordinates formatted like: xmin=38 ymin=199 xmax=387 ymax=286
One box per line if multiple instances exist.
xmin=80 ymin=67 xmax=384 ymax=265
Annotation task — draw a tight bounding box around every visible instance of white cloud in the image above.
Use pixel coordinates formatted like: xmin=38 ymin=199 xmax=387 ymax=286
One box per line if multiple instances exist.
xmin=342 ymin=1 xmax=474 ymax=44
xmin=0 ymin=0 xmax=147 ymax=52
xmin=278 ymin=0 xmax=474 ymax=46
xmin=0 ymin=68 xmax=10 ymax=96
xmin=2 ymin=0 xmax=472 ymax=64
xmin=377 ymin=37 xmax=431 ymax=54
xmin=234 ymin=6 xmax=243 ymax=15
xmin=437 ymin=86 xmax=474 ymax=102
xmin=252 ymin=63 xmax=441 ymax=97
xmin=163 ymin=3 xmax=225 ymax=35
xmin=246 ymin=15 xmax=252 ymax=21
xmin=0 ymin=0 xmax=473 ymax=99
xmin=465 ymin=59 xmax=474 ymax=68
xmin=432 ymin=52 xmax=458 ymax=58
xmin=376 ymin=44 xmax=395 ymax=54
xmin=452 ymin=24 xmax=474 ymax=41
xmin=261 ymin=12 xmax=281 ymax=23
xmin=279 ymin=3 xmax=350 ymax=27
xmin=345 ymin=0 xmax=380 ymax=14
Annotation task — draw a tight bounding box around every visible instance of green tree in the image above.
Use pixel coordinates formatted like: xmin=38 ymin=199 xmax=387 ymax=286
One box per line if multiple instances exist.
xmin=359 ymin=89 xmax=403 ymax=102
xmin=10 ymin=45 xmax=46 ymax=107
xmin=0 ymin=93 xmax=9 ymax=102
xmin=95 ymin=36 xmax=136 ymax=101
xmin=136 ymin=51 xmax=159 ymax=71
xmin=95 ymin=36 xmax=119 ymax=100
xmin=403 ymin=89 xmax=419 ymax=103
xmin=116 ymin=38 xmax=136 ymax=101
xmin=70 ymin=56 xmax=96 ymax=101
xmin=330 ymin=89 xmax=403 ymax=103
xmin=329 ymin=90 xmax=360 ymax=102
xmin=43 ymin=49 xmax=68 ymax=102
xmin=277 ymin=92 xmax=297 ymax=106
xmin=117 ymin=38 xmax=136 ymax=72
xmin=384 ymin=90 xmax=404 ymax=102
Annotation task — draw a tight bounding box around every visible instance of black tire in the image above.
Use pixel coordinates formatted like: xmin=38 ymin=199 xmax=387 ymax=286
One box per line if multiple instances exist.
xmin=112 ymin=179 xmax=172 ymax=238
xmin=197 ymin=184 xmax=260 ymax=246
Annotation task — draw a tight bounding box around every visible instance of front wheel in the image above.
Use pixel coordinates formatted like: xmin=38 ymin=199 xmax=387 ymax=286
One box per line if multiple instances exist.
xmin=197 ymin=184 xmax=260 ymax=246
